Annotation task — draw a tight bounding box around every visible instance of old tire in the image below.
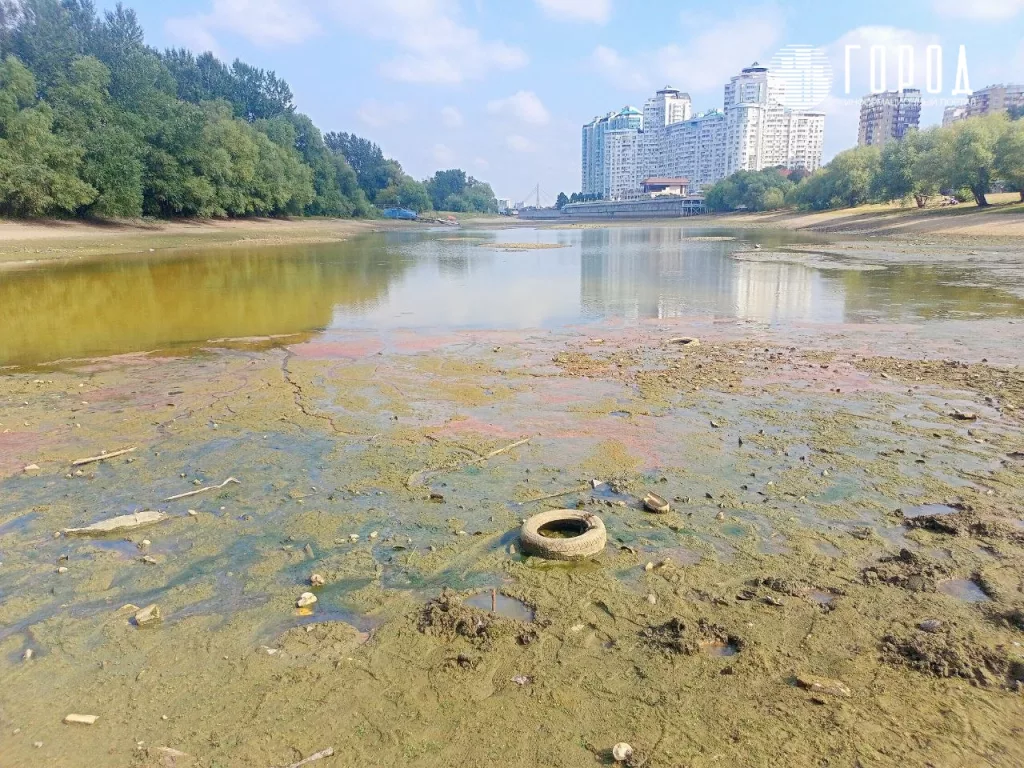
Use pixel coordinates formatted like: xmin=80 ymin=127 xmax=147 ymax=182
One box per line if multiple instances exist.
xmin=520 ymin=510 xmax=607 ymax=561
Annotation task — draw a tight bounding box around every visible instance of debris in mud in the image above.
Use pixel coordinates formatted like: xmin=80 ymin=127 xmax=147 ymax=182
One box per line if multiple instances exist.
xmin=948 ymin=409 xmax=978 ymax=421
xmin=881 ymin=629 xmax=1022 ymax=688
xmin=511 ymin=674 xmax=532 ymax=686
xmin=918 ymin=619 xmax=943 ymax=633
xmin=134 ymin=604 xmax=162 ymax=627
xmin=418 ymin=589 xmax=538 ymax=647
xmin=642 ymin=492 xmax=670 ymax=514
xmin=669 ymin=337 xmax=700 ymax=347
xmin=309 ymin=573 xmax=326 ymax=587
xmin=22 ymin=648 xmax=33 ymax=662
xmin=640 ymin=617 xmax=744 ymax=657
xmin=296 ymin=592 xmax=318 ymax=608
xmin=22 ymin=463 xmax=40 ymax=472
xmin=164 ymin=476 xmax=239 ymax=502
xmin=274 ymin=747 xmax=335 ymax=768
xmin=63 ymin=510 xmax=167 ymax=536
xmin=795 ymin=674 xmax=851 ymax=698
xmin=612 ymin=743 xmax=634 ymax=763
xmin=902 ymin=507 xmax=1024 ymax=544
xmin=63 ymin=714 xmax=98 ymax=726
xmin=861 ymin=548 xmax=952 ymax=592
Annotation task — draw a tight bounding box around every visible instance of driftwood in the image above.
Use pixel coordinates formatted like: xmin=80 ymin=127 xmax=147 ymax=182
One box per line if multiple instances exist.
xmin=63 ymin=510 xmax=167 ymax=537
xmin=274 ymin=748 xmax=335 ymax=768
xmin=71 ymin=446 xmax=137 ymax=466
xmin=406 ymin=437 xmax=532 ymax=489
xmin=164 ymin=477 xmax=240 ymax=502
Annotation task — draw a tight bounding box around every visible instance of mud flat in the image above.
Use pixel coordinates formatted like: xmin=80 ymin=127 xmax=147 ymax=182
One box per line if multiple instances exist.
xmin=2 ymin=257 xmax=1024 ymax=766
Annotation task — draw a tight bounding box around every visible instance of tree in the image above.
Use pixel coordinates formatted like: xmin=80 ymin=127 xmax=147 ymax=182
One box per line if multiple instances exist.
xmin=946 ymin=114 xmax=1005 ymax=206
xmin=702 ymin=168 xmax=792 ymax=211
xmin=324 ymin=132 xmax=392 ymax=202
xmin=873 ymin=133 xmax=937 ymax=207
xmin=1008 ymin=105 xmax=1024 ymax=121
xmin=424 ymin=168 xmax=468 ymax=210
xmin=995 ymin=118 xmax=1024 ymax=202
xmin=556 ymin=191 xmax=569 ymax=209
xmin=0 ymin=55 xmax=96 ymax=215
xmin=376 ymin=176 xmax=431 ymax=212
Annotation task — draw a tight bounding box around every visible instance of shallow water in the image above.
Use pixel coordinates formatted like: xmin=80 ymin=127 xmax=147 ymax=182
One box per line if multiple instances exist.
xmin=4 ymin=226 xmax=1024 ymax=367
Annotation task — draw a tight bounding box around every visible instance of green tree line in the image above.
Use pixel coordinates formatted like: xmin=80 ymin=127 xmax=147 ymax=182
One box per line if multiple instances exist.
xmin=0 ymin=0 xmax=497 ymax=218
xmin=704 ymin=112 xmax=1024 ymax=213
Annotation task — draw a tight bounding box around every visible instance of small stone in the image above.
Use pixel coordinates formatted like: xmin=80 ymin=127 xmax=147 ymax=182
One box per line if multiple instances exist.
xmin=57 ymin=566 xmax=69 ymax=574
xmin=23 ymin=464 xmax=40 ymax=472
xmin=644 ymin=562 xmax=654 ymax=572
xmin=918 ymin=619 xmax=943 ymax=633
xmin=647 ymin=593 xmax=657 ymax=605
xmin=710 ymin=420 xmax=721 ymax=428
xmin=429 ymin=492 xmax=445 ymax=503
xmin=303 ymin=543 xmax=314 ymax=558
xmin=511 ymin=674 xmax=532 ymax=686
xmin=134 ymin=604 xmax=162 ymax=627
xmin=63 ymin=714 xmax=99 ymax=726
xmin=187 ymin=509 xmax=198 ymax=517
xmin=34 ymin=742 xmax=43 ymax=748
xmin=715 ymin=510 xmax=725 ymax=521
xmin=795 ymin=673 xmax=851 ymax=698
xmin=22 ymin=648 xmax=33 ymax=661
xmin=348 ymin=533 xmax=359 ymax=542
xmin=296 ymin=592 xmax=318 ymax=608
xmin=310 ymin=573 xmax=326 ymax=587
xmin=612 ymin=743 xmax=634 ymax=762
xmin=369 ymin=531 xmax=379 ymax=539
xmin=138 ymin=539 xmax=151 ymax=550
xmin=508 ymin=544 xmax=517 ymax=555
xmin=139 ymin=555 xmax=157 ymax=565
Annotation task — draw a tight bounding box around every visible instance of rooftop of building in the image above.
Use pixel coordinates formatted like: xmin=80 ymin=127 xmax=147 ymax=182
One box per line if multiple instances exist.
xmin=642 ymin=177 xmax=690 ymax=185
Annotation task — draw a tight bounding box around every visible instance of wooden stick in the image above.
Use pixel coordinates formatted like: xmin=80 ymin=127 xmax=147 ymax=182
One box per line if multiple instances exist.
xmin=520 ymin=485 xmax=588 ymax=504
xmin=164 ymin=477 xmax=240 ymax=502
xmin=406 ymin=437 xmax=532 ymax=488
xmin=71 ymin=446 xmax=137 ymax=467
xmin=470 ymin=437 xmax=531 ymax=464
xmin=278 ymin=748 xmax=335 ymax=768
xmin=491 ymin=588 xmax=497 ymax=612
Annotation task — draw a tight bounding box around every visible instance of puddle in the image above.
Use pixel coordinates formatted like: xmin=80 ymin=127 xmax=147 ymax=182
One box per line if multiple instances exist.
xmin=902 ymin=503 xmax=960 ymax=518
xmin=806 ymin=589 xmax=835 ymax=606
xmin=700 ymin=640 xmax=740 ymax=657
xmin=937 ymin=578 xmax=990 ymax=603
xmin=609 ymin=411 xmax=631 ymax=418
xmin=466 ymin=591 xmax=535 ymax=621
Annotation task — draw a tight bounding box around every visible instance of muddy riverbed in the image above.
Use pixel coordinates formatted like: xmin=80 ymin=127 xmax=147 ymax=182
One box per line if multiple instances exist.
xmin=1 ymin=229 xmax=1023 ymax=767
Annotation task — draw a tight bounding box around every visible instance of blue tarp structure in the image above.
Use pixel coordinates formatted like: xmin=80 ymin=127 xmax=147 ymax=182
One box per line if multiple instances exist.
xmin=381 ymin=207 xmax=417 ymax=220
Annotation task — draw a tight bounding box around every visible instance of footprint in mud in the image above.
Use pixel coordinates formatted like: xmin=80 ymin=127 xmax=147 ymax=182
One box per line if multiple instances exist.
xmin=881 ymin=628 xmax=1024 ymax=689
xmin=418 ymin=589 xmax=540 ymax=648
xmin=861 ymin=548 xmax=952 ymax=592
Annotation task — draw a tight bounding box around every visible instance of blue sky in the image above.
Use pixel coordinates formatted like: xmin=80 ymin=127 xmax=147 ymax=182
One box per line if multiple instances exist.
xmin=111 ymin=0 xmax=1023 ymax=204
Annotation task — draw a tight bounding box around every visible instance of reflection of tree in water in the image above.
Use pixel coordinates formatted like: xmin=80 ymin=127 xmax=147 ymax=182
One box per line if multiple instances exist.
xmin=0 ymin=237 xmax=413 ymax=366
xmin=839 ymin=266 xmax=1024 ymax=321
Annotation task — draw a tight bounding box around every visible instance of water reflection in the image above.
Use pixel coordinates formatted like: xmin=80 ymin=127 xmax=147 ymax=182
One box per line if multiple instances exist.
xmin=2 ymin=226 xmax=1023 ymax=367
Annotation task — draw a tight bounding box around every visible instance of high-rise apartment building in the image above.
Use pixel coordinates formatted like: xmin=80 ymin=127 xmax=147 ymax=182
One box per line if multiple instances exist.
xmin=581 ymin=106 xmax=642 ymax=197
xmin=640 ymin=87 xmax=691 ymax=178
xmin=604 ymin=129 xmax=642 ymax=199
xmin=857 ymin=89 xmax=922 ymax=146
xmin=580 ymin=63 xmax=825 ymax=199
xmin=942 ymin=104 xmax=968 ymax=127
xmin=966 ymin=83 xmax=1024 ymax=118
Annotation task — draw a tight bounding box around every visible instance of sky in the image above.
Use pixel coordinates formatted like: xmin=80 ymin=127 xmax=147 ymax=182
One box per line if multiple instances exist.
xmin=109 ymin=0 xmax=1024 ymax=205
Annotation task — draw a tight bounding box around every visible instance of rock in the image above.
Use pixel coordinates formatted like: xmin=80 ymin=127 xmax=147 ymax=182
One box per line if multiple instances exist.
xmin=612 ymin=743 xmax=634 ymax=762
xmin=715 ymin=510 xmax=725 ymax=521
xmin=303 ymin=543 xmax=314 ymax=558
xmin=642 ymin=492 xmax=670 ymax=514
xmin=23 ymin=464 xmax=40 ymax=472
xmin=644 ymin=562 xmax=654 ymax=572
xmin=511 ymin=674 xmax=532 ymax=685
xmin=139 ymin=555 xmax=158 ymax=565
xmin=591 ymin=479 xmax=602 ymax=489
xmin=134 ymin=604 xmax=162 ymax=627
xmin=508 ymin=544 xmax=517 ymax=555
xmin=710 ymin=420 xmax=721 ymax=428
xmin=369 ymin=531 xmax=379 ymax=539
xmin=429 ymin=492 xmax=445 ymax=503
xmin=187 ymin=509 xmax=198 ymax=517
xmin=669 ymin=337 xmax=700 ymax=346
xmin=348 ymin=533 xmax=359 ymax=542
xmin=138 ymin=539 xmax=151 ymax=550
xmin=310 ymin=573 xmax=326 ymax=587
xmin=33 ymin=742 xmax=43 ymax=748
xmin=63 ymin=510 xmax=167 ymax=537
xmin=57 ymin=566 xmax=69 ymax=574
xmin=296 ymin=592 xmax=318 ymax=608
xmin=22 ymin=648 xmax=33 ymax=661
xmin=63 ymin=714 xmax=99 ymax=726
xmin=795 ymin=673 xmax=851 ymax=698
xmin=647 ymin=593 xmax=657 ymax=605
xmin=948 ymin=409 xmax=978 ymax=421
xmin=918 ymin=619 xmax=943 ymax=633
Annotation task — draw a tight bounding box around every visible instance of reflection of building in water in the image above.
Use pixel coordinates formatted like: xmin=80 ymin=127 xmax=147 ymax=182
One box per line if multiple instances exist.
xmin=579 ymin=227 xmax=837 ymax=324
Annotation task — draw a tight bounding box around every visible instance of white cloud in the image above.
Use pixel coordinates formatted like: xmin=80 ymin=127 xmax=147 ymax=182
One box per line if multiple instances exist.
xmin=440 ymin=106 xmax=464 ymax=128
xmin=474 ymin=156 xmax=491 ymax=170
xmin=506 ymin=135 xmax=536 ymax=153
xmin=487 ymin=91 xmax=551 ymax=125
xmin=588 ymin=5 xmax=784 ymax=95
xmin=356 ymin=100 xmax=412 ymax=127
xmin=433 ymin=143 xmax=456 ymax=165
xmin=165 ymin=0 xmax=319 ymax=49
xmin=589 ymin=46 xmax=651 ymax=92
xmin=932 ymin=0 xmax=1024 ymax=18
xmin=535 ymin=0 xmax=611 ymax=23
xmin=329 ymin=0 xmax=527 ymax=85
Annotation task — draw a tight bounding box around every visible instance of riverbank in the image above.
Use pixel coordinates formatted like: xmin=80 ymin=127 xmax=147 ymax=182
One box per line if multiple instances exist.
xmin=0 ymin=217 xmax=420 ymax=265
